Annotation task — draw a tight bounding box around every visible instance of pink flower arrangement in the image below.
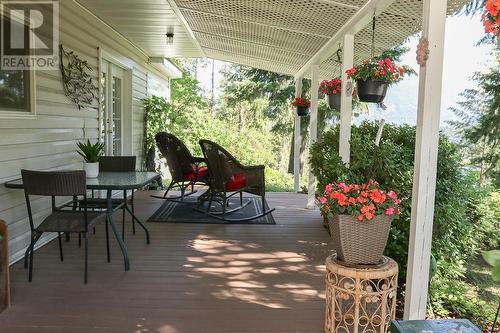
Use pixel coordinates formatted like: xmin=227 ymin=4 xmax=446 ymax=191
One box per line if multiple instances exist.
xmin=317 ymin=180 xmax=401 ymax=222
xmin=319 ymin=78 xmax=342 ymax=95
xmin=346 ymin=58 xmax=413 ymax=84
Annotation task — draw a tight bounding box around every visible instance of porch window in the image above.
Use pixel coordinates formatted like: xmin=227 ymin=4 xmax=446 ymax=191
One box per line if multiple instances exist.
xmin=0 ymin=16 xmax=34 ymax=117
xmin=0 ymin=69 xmax=30 ymax=112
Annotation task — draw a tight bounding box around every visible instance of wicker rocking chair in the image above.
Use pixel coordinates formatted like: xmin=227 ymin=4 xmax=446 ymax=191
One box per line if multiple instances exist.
xmin=153 ymin=132 xmax=208 ymax=201
xmin=198 ymin=139 xmax=275 ymax=221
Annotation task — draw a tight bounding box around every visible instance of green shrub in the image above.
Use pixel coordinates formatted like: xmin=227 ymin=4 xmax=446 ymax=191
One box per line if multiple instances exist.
xmin=310 ymin=122 xmax=491 ymax=281
xmin=143 ymin=95 xmax=291 ymax=190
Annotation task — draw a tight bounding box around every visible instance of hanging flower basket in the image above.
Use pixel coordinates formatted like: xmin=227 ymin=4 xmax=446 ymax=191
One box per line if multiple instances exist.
xmin=346 ymin=58 xmax=413 ymax=104
xmin=356 ymin=79 xmax=388 ymax=103
xmin=292 ymin=97 xmax=311 ymax=117
xmin=327 ymin=93 xmax=341 ymax=110
xmin=317 ymin=181 xmax=401 ymax=265
xmin=297 ymin=105 xmax=309 ymax=116
xmin=319 ymin=78 xmax=342 ymax=110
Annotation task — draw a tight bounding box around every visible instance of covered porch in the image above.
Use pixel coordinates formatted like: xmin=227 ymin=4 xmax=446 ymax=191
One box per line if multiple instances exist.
xmin=0 ymin=0 xmax=483 ymax=330
xmin=0 ymin=191 xmax=331 ymax=332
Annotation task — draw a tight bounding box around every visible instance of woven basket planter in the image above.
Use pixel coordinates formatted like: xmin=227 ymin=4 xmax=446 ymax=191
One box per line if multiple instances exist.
xmin=329 ymin=214 xmax=392 ymax=265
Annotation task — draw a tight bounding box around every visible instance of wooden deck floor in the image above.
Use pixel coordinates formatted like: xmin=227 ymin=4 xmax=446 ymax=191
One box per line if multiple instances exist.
xmin=0 ymin=191 xmax=333 ymax=333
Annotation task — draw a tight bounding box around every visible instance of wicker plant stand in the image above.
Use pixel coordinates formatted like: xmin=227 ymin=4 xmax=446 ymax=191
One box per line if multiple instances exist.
xmin=325 ymin=254 xmax=398 ymax=333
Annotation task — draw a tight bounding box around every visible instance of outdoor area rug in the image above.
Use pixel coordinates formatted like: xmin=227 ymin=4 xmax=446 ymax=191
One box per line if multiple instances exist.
xmin=147 ymin=196 xmax=276 ymax=225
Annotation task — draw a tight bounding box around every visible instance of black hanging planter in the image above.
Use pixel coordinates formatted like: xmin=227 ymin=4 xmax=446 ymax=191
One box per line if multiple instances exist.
xmin=297 ymin=106 xmax=309 ymax=116
xmin=356 ymin=79 xmax=388 ymax=103
xmin=328 ymin=93 xmax=341 ymax=111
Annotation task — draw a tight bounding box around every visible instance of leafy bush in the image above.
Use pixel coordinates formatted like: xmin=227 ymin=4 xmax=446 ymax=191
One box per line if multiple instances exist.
xmin=143 ymin=94 xmax=284 ymax=182
xmin=310 ymin=122 xmax=493 ymax=281
xmin=310 ymin=122 xmax=500 ymax=326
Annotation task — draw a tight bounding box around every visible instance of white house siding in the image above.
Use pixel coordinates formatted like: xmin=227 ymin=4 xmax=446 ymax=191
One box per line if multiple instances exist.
xmin=0 ymin=0 xmax=172 ymax=264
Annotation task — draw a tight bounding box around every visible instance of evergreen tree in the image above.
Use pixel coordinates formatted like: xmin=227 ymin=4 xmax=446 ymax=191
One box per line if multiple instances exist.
xmin=449 ymin=69 xmax=500 ymax=187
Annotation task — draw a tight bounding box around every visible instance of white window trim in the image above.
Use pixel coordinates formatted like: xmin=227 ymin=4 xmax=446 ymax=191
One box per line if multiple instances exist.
xmin=0 ymin=11 xmax=37 ymax=119
xmin=98 ymin=47 xmax=133 ymax=155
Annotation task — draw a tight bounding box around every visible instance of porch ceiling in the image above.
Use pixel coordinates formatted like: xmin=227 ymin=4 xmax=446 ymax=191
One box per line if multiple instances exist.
xmin=76 ymin=0 xmax=471 ymax=79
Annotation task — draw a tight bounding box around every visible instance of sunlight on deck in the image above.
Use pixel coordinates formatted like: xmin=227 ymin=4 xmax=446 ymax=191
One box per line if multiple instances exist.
xmin=0 ymin=192 xmax=331 ymax=332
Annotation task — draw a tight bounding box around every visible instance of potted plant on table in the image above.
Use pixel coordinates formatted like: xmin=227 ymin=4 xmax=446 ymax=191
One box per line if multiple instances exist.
xmin=346 ymin=58 xmax=412 ymax=103
xmin=317 ymin=180 xmax=401 ymax=265
xmin=292 ymin=97 xmax=311 ymax=116
xmin=77 ymin=140 xmax=104 ymax=178
xmin=319 ymin=78 xmax=342 ymax=111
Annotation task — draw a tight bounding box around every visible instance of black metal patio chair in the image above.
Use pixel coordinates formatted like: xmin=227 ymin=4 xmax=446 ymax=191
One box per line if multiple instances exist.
xmin=81 ymin=156 xmax=137 ymax=244
xmin=198 ymin=139 xmax=275 ymax=221
xmin=153 ymin=132 xmax=208 ymax=201
xmin=21 ymin=170 xmax=107 ymax=283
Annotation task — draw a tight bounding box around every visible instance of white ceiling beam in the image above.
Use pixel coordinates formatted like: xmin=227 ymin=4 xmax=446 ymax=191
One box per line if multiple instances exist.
xmin=192 ymin=30 xmax=315 ymax=57
xmin=294 ymin=0 xmax=397 ymax=78
xmin=313 ymin=0 xmax=360 ymax=10
xmin=203 ymin=46 xmax=297 ymax=70
xmin=165 ymin=0 xmax=206 ymax=57
xmin=176 ymin=6 xmax=333 ymax=39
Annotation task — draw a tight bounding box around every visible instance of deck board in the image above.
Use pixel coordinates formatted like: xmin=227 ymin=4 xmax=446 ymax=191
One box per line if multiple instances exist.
xmin=0 ymin=191 xmax=333 ymax=332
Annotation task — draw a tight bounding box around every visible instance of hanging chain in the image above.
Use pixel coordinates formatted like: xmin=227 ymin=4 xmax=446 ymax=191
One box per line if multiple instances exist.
xmin=336 ymin=46 xmax=342 ymax=64
xmin=371 ymin=12 xmax=376 ymax=60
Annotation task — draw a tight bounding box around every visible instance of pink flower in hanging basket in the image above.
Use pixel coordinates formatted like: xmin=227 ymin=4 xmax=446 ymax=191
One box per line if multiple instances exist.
xmin=319 ymin=78 xmax=342 ymax=95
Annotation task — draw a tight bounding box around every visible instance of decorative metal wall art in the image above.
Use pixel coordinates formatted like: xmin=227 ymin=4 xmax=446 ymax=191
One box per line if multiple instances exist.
xmin=59 ymin=44 xmax=98 ymax=109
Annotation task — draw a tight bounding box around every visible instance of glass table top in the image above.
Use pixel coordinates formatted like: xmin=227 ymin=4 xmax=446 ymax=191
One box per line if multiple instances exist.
xmin=5 ymin=171 xmax=161 ymax=190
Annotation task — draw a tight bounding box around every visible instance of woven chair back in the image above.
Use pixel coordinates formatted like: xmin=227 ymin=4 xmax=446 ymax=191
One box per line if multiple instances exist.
xmin=155 ymin=132 xmax=194 ymax=181
xmin=99 ymin=156 xmax=136 ymax=172
xmin=199 ymin=140 xmax=235 ymax=192
xmin=21 ymin=170 xmax=86 ymax=196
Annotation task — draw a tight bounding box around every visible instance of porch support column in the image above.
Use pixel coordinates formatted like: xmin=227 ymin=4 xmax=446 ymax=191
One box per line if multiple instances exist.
xmin=339 ymin=34 xmax=354 ymax=164
xmin=293 ymin=77 xmax=303 ymax=193
xmin=307 ymin=64 xmax=320 ymax=209
xmin=404 ymin=0 xmax=447 ymax=319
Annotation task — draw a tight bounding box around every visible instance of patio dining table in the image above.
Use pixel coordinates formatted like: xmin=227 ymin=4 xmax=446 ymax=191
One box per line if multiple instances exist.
xmin=4 ymin=171 xmax=162 ymax=271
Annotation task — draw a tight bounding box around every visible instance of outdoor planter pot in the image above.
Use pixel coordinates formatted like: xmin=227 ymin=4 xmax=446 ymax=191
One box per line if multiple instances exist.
xmin=329 ymin=214 xmax=392 ymax=265
xmin=327 ymin=93 xmax=341 ymax=111
xmin=297 ymin=106 xmax=309 ymax=116
xmin=84 ymin=162 xmax=99 ymax=178
xmin=356 ymin=79 xmax=388 ymax=103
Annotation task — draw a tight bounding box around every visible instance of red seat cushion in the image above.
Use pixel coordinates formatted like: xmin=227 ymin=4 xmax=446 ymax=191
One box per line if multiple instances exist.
xmin=225 ymin=173 xmax=247 ymax=191
xmin=183 ymin=165 xmax=208 ymax=181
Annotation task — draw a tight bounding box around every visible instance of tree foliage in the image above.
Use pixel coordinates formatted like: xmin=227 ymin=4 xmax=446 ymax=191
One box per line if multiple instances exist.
xmin=449 ymin=69 xmax=500 ymax=187
xmin=310 ymin=122 xmax=499 ymax=325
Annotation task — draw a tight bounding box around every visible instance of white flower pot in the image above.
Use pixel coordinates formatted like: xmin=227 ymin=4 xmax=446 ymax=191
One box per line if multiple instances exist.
xmin=84 ymin=162 xmax=99 ymax=178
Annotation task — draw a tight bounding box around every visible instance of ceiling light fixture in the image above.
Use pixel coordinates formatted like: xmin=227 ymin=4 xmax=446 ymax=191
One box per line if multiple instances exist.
xmin=166 ymin=32 xmax=174 ymax=45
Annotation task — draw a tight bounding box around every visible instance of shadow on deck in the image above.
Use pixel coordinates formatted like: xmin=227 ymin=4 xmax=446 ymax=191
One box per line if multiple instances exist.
xmin=0 ymin=191 xmax=332 ymax=333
